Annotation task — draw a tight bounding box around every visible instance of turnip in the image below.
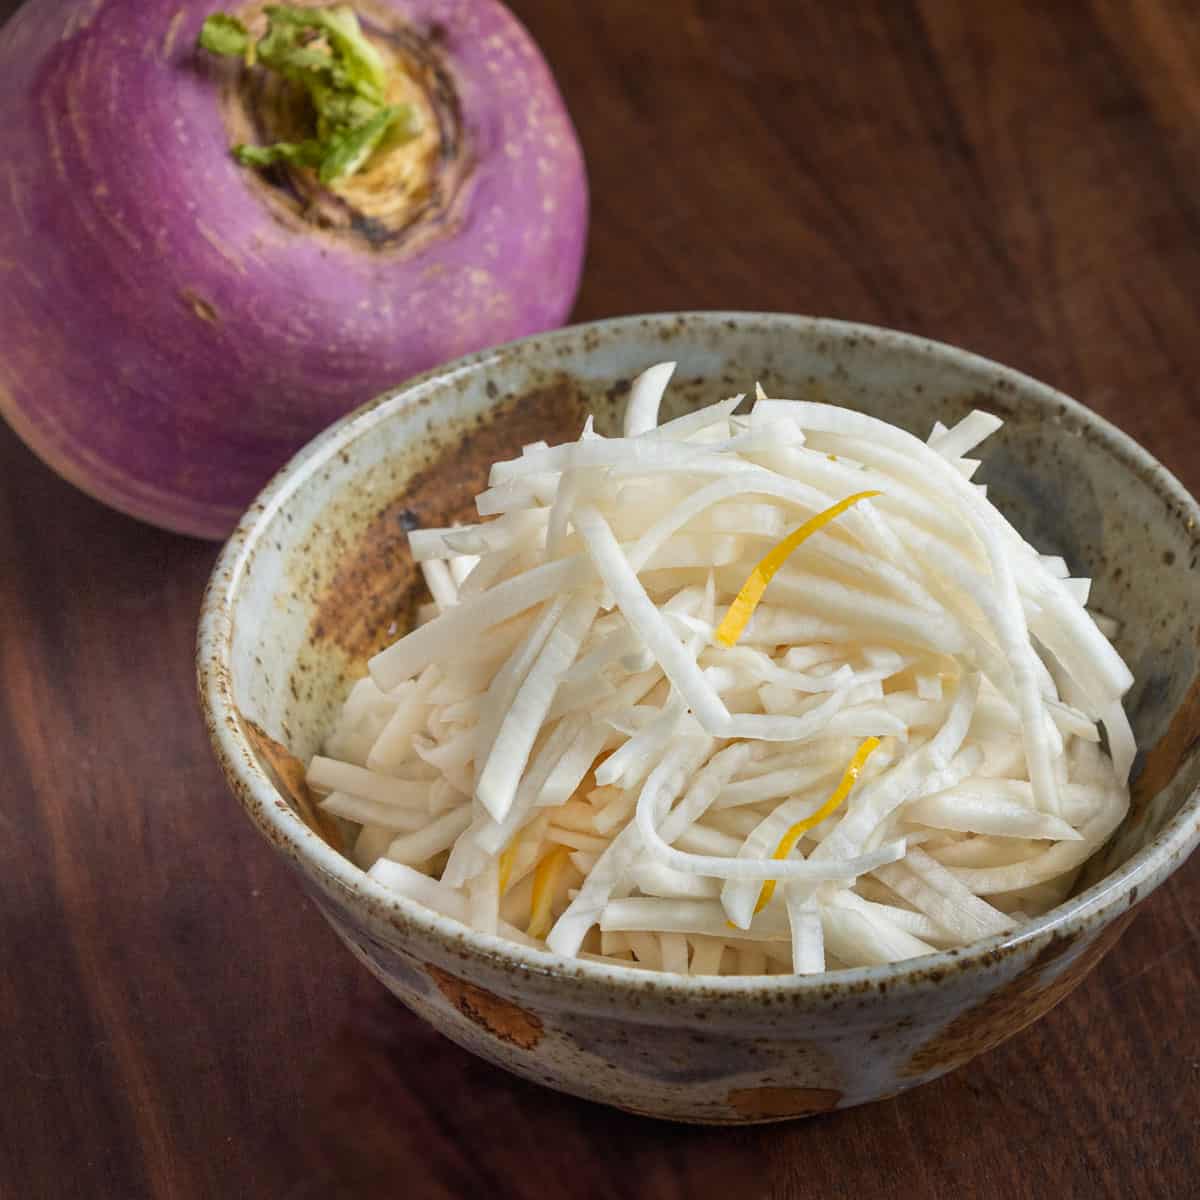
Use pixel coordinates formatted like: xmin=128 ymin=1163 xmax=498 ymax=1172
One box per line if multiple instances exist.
xmin=0 ymin=0 xmax=586 ymax=537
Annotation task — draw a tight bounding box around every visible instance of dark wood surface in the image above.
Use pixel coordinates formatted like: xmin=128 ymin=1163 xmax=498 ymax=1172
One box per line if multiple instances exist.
xmin=3 ymin=1 xmax=1198 ymax=1196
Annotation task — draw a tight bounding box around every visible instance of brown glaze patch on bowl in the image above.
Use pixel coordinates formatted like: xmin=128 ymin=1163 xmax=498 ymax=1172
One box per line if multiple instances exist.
xmin=903 ymin=911 xmax=1136 ymax=1078
xmin=426 ymin=963 xmax=545 ymax=1050
xmin=1132 ymin=673 xmax=1200 ymax=819
xmin=309 ymin=379 xmax=590 ymax=664
xmin=725 ymin=1085 xmax=843 ymax=1120
xmin=240 ymin=716 xmax=342 ymax=851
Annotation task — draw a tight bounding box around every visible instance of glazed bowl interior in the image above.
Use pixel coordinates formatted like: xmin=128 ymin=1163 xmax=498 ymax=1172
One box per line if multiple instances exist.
xmin=202 ymin=312 xmax=1200 ymax=990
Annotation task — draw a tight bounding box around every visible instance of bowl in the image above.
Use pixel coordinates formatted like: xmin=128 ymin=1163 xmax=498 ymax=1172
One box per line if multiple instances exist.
xmin=197 ymin=312 xmax=1200 ymax=1124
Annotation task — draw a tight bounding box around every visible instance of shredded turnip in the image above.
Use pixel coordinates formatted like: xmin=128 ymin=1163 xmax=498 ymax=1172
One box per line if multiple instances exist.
xmin=624 ymin=362 xmax=677 ymax=437
xmin=309 ymin=368 xmax=1134 ymax=975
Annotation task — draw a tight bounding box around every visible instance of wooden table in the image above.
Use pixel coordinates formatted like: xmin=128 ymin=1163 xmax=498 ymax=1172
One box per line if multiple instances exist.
xmin=3 ymin=2 xmax=1198 ymax=1196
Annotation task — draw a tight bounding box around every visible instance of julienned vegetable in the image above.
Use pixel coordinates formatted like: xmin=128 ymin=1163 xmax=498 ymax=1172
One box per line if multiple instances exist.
xmin=305 ymin=367 xmax=1135 ymax=975
xmin=0 ymin=1 xmax=586 ymax=538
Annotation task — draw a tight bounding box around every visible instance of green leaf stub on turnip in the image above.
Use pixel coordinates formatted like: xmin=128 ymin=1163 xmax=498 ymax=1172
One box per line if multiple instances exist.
xmin=200 ymin=4 xmax=417 ymax=185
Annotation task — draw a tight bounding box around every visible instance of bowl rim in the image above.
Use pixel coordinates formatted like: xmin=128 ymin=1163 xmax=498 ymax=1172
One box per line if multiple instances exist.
xmin=197 ymin=310 xmax=1200 ymax=1000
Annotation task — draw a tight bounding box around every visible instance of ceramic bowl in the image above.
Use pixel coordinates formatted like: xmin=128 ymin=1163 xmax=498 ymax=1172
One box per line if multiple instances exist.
xmin=197 ymin=313 xmax=1200 ymax=1124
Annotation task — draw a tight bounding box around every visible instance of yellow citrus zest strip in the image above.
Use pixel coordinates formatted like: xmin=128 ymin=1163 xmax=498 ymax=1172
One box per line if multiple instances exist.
xmin=498 ymin=843 xmax=518 ymax=896
xmin=713 ymin=490 xmax=882 ymax=648
xmin=527 ymin=845 xmax=571 ymax=939
xmin=753 ymin=737 xmax=881 ymax=915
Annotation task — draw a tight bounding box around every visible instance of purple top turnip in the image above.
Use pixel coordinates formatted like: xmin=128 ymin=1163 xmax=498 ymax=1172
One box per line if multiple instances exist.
xmin=0 ymin=0 xmax=587 ymax=537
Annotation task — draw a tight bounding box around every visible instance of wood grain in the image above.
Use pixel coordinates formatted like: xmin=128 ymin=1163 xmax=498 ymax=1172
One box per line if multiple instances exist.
xmin=2 ymin=1 xmax=1198 ymax=1196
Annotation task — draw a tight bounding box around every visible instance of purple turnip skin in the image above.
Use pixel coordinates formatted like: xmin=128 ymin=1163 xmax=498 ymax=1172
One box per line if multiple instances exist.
xmin=0 ymin=0 xmax=587 ymax=538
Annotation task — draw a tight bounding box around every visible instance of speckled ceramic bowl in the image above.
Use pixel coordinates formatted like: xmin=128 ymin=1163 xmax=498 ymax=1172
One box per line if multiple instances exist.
xmin=197 ymin=313 xmax=1200 ymax=1124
